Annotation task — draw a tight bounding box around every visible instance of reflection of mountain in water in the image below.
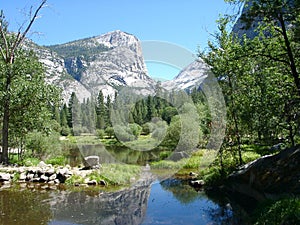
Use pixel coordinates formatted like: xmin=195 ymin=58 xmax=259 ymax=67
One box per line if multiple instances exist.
xmin=49 ymin=171 xmax=155 ymax=225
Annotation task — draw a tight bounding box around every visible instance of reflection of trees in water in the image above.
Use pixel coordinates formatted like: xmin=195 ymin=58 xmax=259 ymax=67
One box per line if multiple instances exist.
xmin=0 ymin=189 xmax=52 ymax=225
xmin=205 ymin=190 xmax=251 ymax=225
xmin=159 ymin=179 xmax=202 ymax=204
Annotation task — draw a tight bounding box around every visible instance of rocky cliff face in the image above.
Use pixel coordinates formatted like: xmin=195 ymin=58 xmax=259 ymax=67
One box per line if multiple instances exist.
xmin=162 ymin=60 xmax=211 ymax=92
xmin=46 ymin=30 xmax=155 ymax=101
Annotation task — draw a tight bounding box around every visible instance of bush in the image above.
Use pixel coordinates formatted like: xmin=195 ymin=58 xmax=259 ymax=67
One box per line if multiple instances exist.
xmin=114 ymin=125 xmax=135 ymax=142
xmin=129 ymin=123 xmax=142 ymax=138
xmin=61 ymin=126 xmax=71 ymax=136
xmin=105 ymin=127 xmax=115 ymax=138
xmin=45 ymin=155 xmax=67 ymax=166
xmin=96 ymin=129 xmax=105 ymax=139
xmin=254 ymin=198 xmax=300 ymax=225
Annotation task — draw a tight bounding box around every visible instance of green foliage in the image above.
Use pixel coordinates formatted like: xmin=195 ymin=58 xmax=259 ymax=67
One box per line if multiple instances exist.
xmin=45 ymin=155 xmax=67 ymax=166
xmin=99 ymin=164 xmax=141 ymax=185
xmin=96 ymin=129 xmax=105 ymax=139
xmin=254 ymin=198 xmax=300 ymax=225
xmin=65 ymin=174 xmax=84 ymax=185
xmin=25 ymin=131 xmax=62 ymax=159
xmin=105 ymin=126 xmax=115 ymax=138
xmin=22 ymin=157 xmax=40 ymax=167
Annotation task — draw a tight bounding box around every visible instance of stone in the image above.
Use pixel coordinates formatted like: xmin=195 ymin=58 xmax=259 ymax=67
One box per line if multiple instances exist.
xmin=83 ymin=156 xmax=100 ymax=169
xmin=40 ymin=175 xmax=49 ymax=182
xmin=190 ymin=180 xmax=205 ymax=187
xmin=227 ymin=146 xmax=300 ymax=201
xmin=45 ymin=168 xmax=55 ymax=176
xmin=27 ymin=173 xmax=34 ymax=180
xmin=58 ymin=168 xmax=69 ymax=176
xmin=49 ymin=174 xmax=57 ymax=181
xmin=0 ymin=173 xmax=11 ymax=181
xmin=189 ymin=172 xmax=198 ymax=177
xmin=38 ymin=161 xmax=48 ymax=168
xmin=54 ymin=179 xmax=60 ymax=184
xmin=19 ymin=173 xmax=27 ymax=180
xmin=168 ymin=151 xmax=189 ymax=161
xmin=87 ymin=180 xmax=97 ymax=185
xmin=48 ymin=180 xmax=55 ymax=185
xmin=99 ymin=180 xmax=107 ymax=186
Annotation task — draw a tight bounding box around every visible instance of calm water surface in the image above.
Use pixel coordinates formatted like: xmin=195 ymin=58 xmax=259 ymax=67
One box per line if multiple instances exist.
xmin=0 ymin=177 xmax=244 ymax=225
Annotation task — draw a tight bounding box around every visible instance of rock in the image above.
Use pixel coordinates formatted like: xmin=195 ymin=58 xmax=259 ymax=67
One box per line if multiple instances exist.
xmin=27 ymin=173 xmax=34 ymax=180
xmin=19 ymin=173 xmax=27 ymax=180
xmin=168 ymin=151 xmax=189 ymax=161
xmin=58 ymin=167 xmax=69 ymax=176
xmin=83 ymin=156 xmax=100 ymax=169
xmin=0 ymin=173 xmax=11 ymax=181
xmin=49 ymin=174 xmax=57 ymax=181
xmin=48 ymin=180 xmax=55 ymax=185
xmin=226 ymin=146 xmax=300 ymax=201
xmin=45 ymin=167 xmax=55 ymax=176
xmin=87 ymin=180 xmax=97 ymax=185
xmin=189 ymin=172 xmax=198 ymax=177
xmin=38 ymin=161 xmax=48 ymax=168
xmin=40 ymin=175 xmax=49 ymax=182
xmin=54 ymin=179 xmax=60 ymax=184
xmin=190 ymin=180 xmax=205 ymax=187
xmin=99 ymin=180 xmax=107 ymax=186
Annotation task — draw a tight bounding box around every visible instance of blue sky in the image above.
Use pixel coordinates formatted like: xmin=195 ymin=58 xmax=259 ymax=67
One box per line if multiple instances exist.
xmin=2 ymin=1 xmax=236 ymax=80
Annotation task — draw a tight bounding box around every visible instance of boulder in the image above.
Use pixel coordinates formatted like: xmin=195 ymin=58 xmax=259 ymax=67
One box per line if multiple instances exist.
xmin=0 ymin=173 xmax=11 ymax=182
xmin=190 ymin=180 xmax=205 ymax=188
xmin=168 ymin=151 xmax=189 ymax=161
xmin=19 ymin=173 xmax=27 ymax=180
xmin=87 ymin=180 xmax=97 ymax=185
xmin=49 ymin=174 xmax=57 ymax=181
xmin=226 ymin=145 xmax=300 ymax=201
xmin=83 ymin=156 xmax=100 ymax=169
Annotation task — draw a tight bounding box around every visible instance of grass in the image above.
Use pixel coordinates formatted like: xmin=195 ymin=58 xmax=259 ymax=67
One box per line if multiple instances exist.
xmin=65 ymin=163 xmax=141 ymax=186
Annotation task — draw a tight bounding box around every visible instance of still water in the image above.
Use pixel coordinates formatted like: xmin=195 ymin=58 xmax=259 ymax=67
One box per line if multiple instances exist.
xmin=0 ymin=176 xmax=242 ymax=225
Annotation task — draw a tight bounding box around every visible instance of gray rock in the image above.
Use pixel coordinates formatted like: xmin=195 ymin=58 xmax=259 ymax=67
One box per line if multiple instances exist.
xmin=27 ymin=173 xmax=34 ymax=180
xmin=87 ymin=180 xmax=97 ymax=185
xmin=38 ymin=161 xmax=48 ymax=168
xmin=0 ymin=173 xmax=11 ymax=181
xmin=83 ymin=156 xmax=100 ymax=169
xmin=19 ymin=173 xmax=27 ymax=180
xmin=190 ymin=180 xmax=205 ymax=187
xmin=40 ymin=175 xmax=49 ymax=182
xmin=49 ymin=174 xmax=57 ymax=181
xmin=168 ymin=151 xmax=189 ymax=161
xmin=99 ymin=180 xmax=107 ymax=186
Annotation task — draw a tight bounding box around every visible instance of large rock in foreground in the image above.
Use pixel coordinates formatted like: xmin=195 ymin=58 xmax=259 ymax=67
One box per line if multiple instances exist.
xmin=226 ymin=146 xmax=300 ymax=201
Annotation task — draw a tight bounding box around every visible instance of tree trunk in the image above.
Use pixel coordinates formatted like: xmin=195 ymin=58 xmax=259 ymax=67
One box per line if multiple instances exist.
xmin=1 ymin=78 xmax=10 ymax=164
xmin=278 ymin=13 xmax=300 ymax=97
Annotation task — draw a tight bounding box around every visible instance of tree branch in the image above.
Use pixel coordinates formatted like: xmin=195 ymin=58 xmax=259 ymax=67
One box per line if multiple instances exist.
xmin=14 ymin=0 xmax=47 ymax=51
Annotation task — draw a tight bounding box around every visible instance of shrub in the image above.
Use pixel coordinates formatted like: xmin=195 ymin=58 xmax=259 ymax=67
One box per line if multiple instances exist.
xmin=96 ymin=129 xmax=105 ymax=139
xmin=45 ymin=155 xmax=67 ymax=166
xmin=254 ymin=198 xmax=300 ymax=225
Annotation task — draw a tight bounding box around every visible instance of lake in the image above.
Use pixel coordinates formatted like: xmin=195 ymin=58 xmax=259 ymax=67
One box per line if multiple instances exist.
xmin=0 ymin=174 xmax=248 ymax=225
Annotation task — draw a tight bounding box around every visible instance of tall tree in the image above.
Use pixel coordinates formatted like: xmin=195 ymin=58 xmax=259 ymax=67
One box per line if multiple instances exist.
xmin=0 ymin=0 xmax=48 ymax=164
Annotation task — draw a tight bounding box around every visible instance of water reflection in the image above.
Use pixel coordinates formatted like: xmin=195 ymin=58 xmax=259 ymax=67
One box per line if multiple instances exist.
xmin=0 ymin=175 xmax=241 ymax=225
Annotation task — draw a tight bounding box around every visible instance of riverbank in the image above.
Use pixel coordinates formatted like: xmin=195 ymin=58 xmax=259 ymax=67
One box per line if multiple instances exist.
xmin=0 ymin=161 xmax=141 ymax=189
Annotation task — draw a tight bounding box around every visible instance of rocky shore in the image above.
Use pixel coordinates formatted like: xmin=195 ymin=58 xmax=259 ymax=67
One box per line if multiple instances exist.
xmin=0 ymin=160 xmax=106 ymax=189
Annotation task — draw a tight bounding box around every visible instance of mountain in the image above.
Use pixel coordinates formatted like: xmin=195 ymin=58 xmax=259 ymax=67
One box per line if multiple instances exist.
xmin=24 ymin=40 xmax=91 ymax=102
xmin=46 ymin=30 xmax=155 ymax=101
xmin=26 ymin=30 xmax=212 ymax=101
xmin=162 ymin=59 xmax=211 ymax=92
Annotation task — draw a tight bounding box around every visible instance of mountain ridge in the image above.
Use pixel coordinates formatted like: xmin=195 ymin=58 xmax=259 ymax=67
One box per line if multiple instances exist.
xmin=26 ymin=30 xmax=211 ymax=101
